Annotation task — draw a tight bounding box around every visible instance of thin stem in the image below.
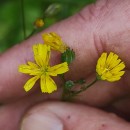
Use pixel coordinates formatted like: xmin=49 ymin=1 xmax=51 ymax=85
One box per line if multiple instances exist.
xmin=26 ymin=28 xmax=36 ymax=39
xmin=61 ymin=87 xmax=66 ymax=101
xmin=74 ymin=78 xmax=98 ymax=95
xmin=59 ymin=74 xmax=66 ymax=82
xmin=60 ymin=74 xmax=67 ymax=100
xmin=21 ymin=0 xmax=26 ymax=39
xmin=63 ymin=78 xmax=98 ymax=101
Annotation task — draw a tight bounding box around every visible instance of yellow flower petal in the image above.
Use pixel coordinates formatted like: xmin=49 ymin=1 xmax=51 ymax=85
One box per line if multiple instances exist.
xmin=115 ymin=71 xmax=125 ymax=77
xmin=18 ymin=64 xmax=41 ymax=76
xmin=33 ymin=44 xmax=50 ymax=66
xmin=18 ymin=65 xmax=36 ymax=75
xmin=107 ymin=77 xmax=121 ymax=82
xmin=42 ymin=32 xmax=67 ymax=53
xmin=106 ymin=52 xmax=122 ymax=70
xmin=27 ymin=61 xmax=39 ymax=69
xmin=43 ymin=32 xmax=61 ymax=45
xmin=18 ymin=64 xmax=33 ymax=74
xmin=40 ymin=75 xmax=57 ymax=93
xmin=96 ymin=53 xmax=107 ymax=68
xmin=106 ymin=52 xmax=114 ymax=66
xmin=24 ymin=76 xmax=39 ymax=92
xmin=110 ymin=62 xmax=125 ymax=75
xmin=100 ymin=53 xmax=107 ymax=68
xmin=109 ymin=59 xmax=121 ymax=69
xmin=48 ymin=62 xmax=69 ymax=76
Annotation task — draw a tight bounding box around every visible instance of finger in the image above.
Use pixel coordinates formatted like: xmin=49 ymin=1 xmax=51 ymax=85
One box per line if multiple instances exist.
xmin=1 ymin=94 xmax=130 ymax=130
xmin=20 ymin=102 xmax=130 ymax=130
xmin=0 ymin=3 xmax=99 ymax=102
xmin=1 ymin=0 xmax=130 ymax=106
xmin=0 ymin=91 xmax=60 ymax=130
xmin=107 ymin=96 xmax=130 ymax=120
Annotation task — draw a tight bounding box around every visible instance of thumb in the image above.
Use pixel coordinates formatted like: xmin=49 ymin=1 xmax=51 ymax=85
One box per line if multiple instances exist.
xmin=20 ymin=102 xmax=130 ymax=130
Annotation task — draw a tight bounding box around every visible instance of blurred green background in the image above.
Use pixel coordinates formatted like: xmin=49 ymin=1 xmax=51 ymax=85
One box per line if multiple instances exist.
xmin=0 ymin=0 xmax=95 ymax=52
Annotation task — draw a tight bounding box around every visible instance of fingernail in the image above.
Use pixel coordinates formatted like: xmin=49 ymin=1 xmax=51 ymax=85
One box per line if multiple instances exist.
xmin=21 ymin=111 xmax=63 ymax=130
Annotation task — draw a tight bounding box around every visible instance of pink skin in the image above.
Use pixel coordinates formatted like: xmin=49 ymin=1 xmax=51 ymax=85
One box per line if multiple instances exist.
xmin=0 ymin=0 xmax=130 ymax=129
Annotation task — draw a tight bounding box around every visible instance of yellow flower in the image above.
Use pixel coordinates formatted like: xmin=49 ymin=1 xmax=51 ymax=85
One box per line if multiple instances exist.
xmin=96 ymin=52 xmax=125 ymax=82
xmin=18 ymin=44 xmax=69 ymax=93
xmin=34 ymin=18 xmax=44 ymax=28
xmin=42 ymin=32 xmax=67 ymax=53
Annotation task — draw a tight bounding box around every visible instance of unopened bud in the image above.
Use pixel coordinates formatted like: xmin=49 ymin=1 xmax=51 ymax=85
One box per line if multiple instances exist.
xmin=65 ymin=80 xmax=75 ymax=90
xmin=45 ymin=3 xmax=61 ymax=17
xmin=61 ymin=48 xmax=75 ymax=64
xmin=34 ymin=18 xmax=44 ymax=28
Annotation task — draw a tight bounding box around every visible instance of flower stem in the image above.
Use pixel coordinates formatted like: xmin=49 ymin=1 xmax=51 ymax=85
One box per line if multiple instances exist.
xmin=74 ymin=78 xmax=98 ymax=95
xmin=60 ymin=74 xmax=67 ymax=100
xmin=21 ymin=0 xmax=26 ymax=39
xmin=26 ymin=28 xmax=36 ymax=39
xmin=62 ymin=78 xmax=98 ymax=101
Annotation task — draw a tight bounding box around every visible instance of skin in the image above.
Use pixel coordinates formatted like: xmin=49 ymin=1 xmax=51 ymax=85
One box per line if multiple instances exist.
xmin=0 ymin=0 xmax=130 ymax=129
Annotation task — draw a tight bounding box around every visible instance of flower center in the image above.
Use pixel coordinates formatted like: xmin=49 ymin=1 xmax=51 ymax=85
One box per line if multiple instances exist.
xmin=102 ymin=68 xmax=109 ymax=74
xmin=40 ymin=66 xmax=48 ymax=75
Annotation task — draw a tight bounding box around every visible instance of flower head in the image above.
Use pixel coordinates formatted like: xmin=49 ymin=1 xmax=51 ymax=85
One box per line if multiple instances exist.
xmin=96 ymin=52 xmax=125 ymax=82
xmin=42 ymin=32 xmax=67 ymax=53
xmin=34 ymin=18 xmax=44 ymax=28
xmin=19 ymin=44 xmax=69 ymax=93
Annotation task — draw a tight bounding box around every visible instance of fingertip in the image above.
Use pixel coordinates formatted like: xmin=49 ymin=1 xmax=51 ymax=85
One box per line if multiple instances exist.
xmin=20 ymin=103 xmax=64 ymax=130
xmin=20 ymin=102 xmax=130 ymax=130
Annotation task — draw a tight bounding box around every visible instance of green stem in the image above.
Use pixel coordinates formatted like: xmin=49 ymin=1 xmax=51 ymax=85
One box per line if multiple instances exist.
xmin=21 ymin=0 xmax=26 ymax=39
xmin=26 ymin=28 xmax=36 ymax=39
xmin=74 ymin=78 xmax=98 ymax=95
xmin=61 ymin=87 xmax=66 ymax=101
xmin=60 ymin=74 xmax=67 ymax=100
xmin=63 ymin=78 xmax=98 ymax=101
xmin=59 ymin=74 xmax=66 ymax=82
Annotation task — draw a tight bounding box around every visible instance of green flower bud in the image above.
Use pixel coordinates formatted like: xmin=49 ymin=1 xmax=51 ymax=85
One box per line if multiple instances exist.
xmin=74 ymin=79 xmax=86 ymax=84
xmin=44 ymin=3 xmax=62 ymax=17
xmin=65 ymin=80 xmax=75 ymax=90
xmin=61 ymin=48 xmax=75 ymax=64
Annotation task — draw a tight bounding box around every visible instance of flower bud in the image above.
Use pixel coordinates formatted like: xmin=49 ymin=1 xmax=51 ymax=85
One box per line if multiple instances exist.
xmin=42 ymin=32 xmax=67 ymax=53
xmin=75 ymin=79 xmax=86 ymax=84
xmin=45 ymin=3 xmax=62 ymax=17
xmin=65 ymin=80 xmax=75 ymax=90
xmin=61 ymin=48 xmax=75 ymax=64
xmin=34 ymin=18 xmax=44 ymax=28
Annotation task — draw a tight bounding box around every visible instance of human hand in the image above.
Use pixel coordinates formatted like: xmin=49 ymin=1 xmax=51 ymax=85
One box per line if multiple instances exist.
xmin=1 ymin=0 xmax=130 ymax=129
